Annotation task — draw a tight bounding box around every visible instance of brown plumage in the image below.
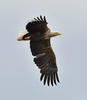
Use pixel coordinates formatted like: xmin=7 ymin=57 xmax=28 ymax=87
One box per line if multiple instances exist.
xmin=17 ymin=15 xmax=62 ymax=86
xmin=30 ymin=39 xmax=60 ymax=86
xmin=26 ymin=16 xmax=48 ymax=34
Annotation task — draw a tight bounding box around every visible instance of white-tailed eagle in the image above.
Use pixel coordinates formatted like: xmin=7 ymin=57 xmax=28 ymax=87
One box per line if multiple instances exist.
xmin=17 ymin=16 xmax=62 ymax=86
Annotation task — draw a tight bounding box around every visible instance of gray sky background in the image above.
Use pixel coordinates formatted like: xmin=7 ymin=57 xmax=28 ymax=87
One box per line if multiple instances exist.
xmin=0 ymin=0 xmax=87 ymax=100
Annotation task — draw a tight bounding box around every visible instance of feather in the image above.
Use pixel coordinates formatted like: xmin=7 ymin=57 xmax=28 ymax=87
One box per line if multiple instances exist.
xmin=40 ymin=74 xmax=45 ymax=81
xmin=54 ymin=74 xmax=57 ymax=85
xmin=47 ymin=75 xmax=51 ymax=86
xmin=44 ymin=75 xmax=47 ymax=85
xmin=37 ymin=17 xmax=41 ymax=21
xmin=34 ymin=18 xmax=38 ymax=21
xmin=51 ymin=74 xmax=53 ymax=86
xmin=40 ymin=15 xmax=43 ymax=21
xmin=44 ymin=16 xmax=46 ymax=22
xmin=56 ymin=73 xmax=60 ymax=82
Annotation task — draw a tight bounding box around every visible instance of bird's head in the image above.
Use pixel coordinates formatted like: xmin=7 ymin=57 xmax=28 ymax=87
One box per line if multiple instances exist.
xmin=45 ymin=29 xmax=62 ymax=39
xmin=49 ymin=31 xmax=62 ymax=37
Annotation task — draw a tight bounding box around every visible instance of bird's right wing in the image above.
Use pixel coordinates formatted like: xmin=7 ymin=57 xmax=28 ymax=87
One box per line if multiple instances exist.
xmin=26 ymin=16 xmax=49 ymax=34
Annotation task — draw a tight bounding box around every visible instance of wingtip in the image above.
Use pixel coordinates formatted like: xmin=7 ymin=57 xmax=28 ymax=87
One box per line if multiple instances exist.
xmin=40 ymin=72 xmax=60 ymax=86
xmin=33 ymin=15 xmax=47 ymax=23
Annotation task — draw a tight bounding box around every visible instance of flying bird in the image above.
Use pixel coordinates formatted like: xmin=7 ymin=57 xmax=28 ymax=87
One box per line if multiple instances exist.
xmin=17 ymin=16 xmax=62 ymax=86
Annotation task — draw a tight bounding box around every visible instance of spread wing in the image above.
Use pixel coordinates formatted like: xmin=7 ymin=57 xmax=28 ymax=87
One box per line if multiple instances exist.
xmin=26 ymin=15 xmax=49 ymax=34
xmin=30 ymin=39 xmax=60 ymax=86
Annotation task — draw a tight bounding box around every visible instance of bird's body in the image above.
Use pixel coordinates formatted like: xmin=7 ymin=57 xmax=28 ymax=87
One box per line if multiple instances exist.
xmin=17 ymin=16 xmax=62 ymax=86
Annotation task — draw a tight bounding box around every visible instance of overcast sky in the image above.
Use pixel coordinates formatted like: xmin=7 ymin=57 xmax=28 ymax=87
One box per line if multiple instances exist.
xmin=0 ymin=0 xmax=87 ymax=100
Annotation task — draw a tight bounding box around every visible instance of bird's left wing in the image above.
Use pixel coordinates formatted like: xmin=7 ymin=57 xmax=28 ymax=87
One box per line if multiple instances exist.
xmin=30 ymin=39 xmax=60 ymax=86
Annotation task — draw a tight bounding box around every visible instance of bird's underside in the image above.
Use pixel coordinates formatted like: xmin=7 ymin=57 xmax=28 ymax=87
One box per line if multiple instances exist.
xmin=17 ymin=15 xmax=62 ymax=86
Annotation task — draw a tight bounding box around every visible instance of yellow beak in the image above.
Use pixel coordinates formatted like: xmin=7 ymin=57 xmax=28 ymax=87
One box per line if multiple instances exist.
xmin=57 ymin=32 xmax=62 ymax=35
xmin=17 ymin=32 xmax=31 ymax=41
xmin=17 ymin=36 xmax=31 ymax=41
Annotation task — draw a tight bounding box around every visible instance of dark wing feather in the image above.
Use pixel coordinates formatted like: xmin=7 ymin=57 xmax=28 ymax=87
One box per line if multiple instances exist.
xmin=43 ymin=16 xmax=47 ymax=22
xmin=40 ymin=15 xmax=44 ymax=21
xmin=37 ymin=17 xmax=41 ymax=21
xmin=30 ymin=39 xmax=60 ymax=86
xmin=26 ymin=16 xmax=48 ymax=34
